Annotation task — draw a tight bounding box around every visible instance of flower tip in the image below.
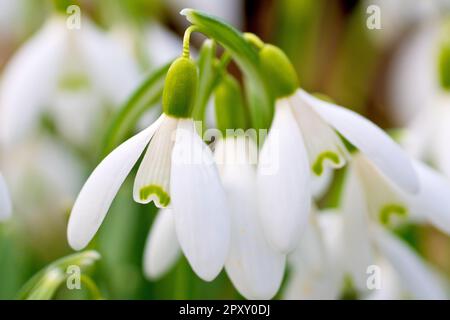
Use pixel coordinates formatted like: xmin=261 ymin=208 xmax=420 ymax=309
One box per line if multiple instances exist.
xmin=179 ymin=8 xmax=193 ymax=17
xmin=67 ymin=228 xmax=89 ymax=252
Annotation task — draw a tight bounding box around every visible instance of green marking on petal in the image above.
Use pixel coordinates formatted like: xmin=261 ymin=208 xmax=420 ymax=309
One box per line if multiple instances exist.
xmin=312 ymin=151 xmax=341 ymax=176
xmin=379 ymin=204 xmax=408 ymax=225
xmin=139 ymin=185 xmax=170 ymax=207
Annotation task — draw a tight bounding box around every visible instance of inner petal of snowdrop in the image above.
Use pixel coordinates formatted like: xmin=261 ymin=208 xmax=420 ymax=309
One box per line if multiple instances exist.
xmin=133 ymin=116 xmax=178 ymax=207
xmin=289 ymin=92 xmax=348 ymax=176
xmin=353 ymin=153 xmax=409 ymax=226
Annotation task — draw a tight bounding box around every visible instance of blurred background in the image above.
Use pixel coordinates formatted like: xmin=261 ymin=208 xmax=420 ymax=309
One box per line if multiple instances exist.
xmin=0 ymin=0 xmax=449 ymax=299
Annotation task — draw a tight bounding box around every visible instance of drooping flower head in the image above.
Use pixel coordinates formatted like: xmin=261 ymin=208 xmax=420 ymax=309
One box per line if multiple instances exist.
xmin=68 ymin=52 xmax=231 ymax=281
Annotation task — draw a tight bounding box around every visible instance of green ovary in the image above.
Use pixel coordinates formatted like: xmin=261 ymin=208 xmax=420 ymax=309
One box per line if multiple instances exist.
xmin=312 ymin=151 xmax=341 ymax=176
xmin=140 ymin=185 xmax=170 ymax=207
xmin=379 ymin=204 xmax=407 ymax=225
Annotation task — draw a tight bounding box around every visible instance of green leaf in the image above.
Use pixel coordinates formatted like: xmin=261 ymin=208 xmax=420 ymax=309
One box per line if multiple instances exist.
xmin=102 ymin=63 xmax=170 ymax=156
xmin=181 ymin=9 xmax=274 ymax=131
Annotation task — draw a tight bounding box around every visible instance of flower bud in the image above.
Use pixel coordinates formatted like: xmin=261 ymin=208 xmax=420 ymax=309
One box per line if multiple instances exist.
xmin=259 ymin=44 xmax=299 ymax=98
xmin=163 ymin=57 xmax=198 ymax=118
xmin=214 ymin=74 xmax=247 ymax=135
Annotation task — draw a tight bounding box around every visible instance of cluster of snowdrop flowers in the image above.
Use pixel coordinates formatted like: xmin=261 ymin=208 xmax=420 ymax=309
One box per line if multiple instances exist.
xmin=67 ymin=9 xmax=450 ymax=299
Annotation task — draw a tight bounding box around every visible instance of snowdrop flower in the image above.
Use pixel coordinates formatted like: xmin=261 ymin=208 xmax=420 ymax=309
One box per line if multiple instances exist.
xmin=143 ymin=135 xmax=285 ymax=299
xmin=68 ymin=56 xmax=230 ymax=281
xmin=341 ymin=152 xmax=450 ymax=294
xmin=256 ymin=44 xmax=419 ymax=253
xmin=0 ymin=14 xmax=139 ymax=146
xmin=364 ymin=0 xmax=442 ymax=48
xmin=0 ymin=172 xmax=12 ymax=221
xmin=387 ymin=19 xmax=442 ymax=124
xmin=285 ymin=209 xmax=447 ymax=300
xmin=391 ymin=26 xmax=450 ymax=178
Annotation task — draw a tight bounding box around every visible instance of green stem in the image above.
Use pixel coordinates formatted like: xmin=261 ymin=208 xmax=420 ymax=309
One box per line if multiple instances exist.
xmin=80 ymin=275 xmax=103 ymax=300
xmin=183 ymin=26 xmax=199 ymax=58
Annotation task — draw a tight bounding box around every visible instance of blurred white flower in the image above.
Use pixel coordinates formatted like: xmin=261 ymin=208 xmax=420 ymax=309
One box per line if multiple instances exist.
xmin=387 ymin=20 xmax=442 ymax=124
xmin=68 ymin=114 xmax=230 ymax=281
xmin=285 ymin=209 xmax=447 ymax=300
xmin=257 ymin=89 xmax=419 ymax=254
xmin=0 ymin=172 xmax=12 ymax=221
xmin=364 ymin=0 xmax=445 ymax=48
xmin=143 ymin=135 xmax=285 ymax=299
xmin=1 ymin=137 xmax=83 ymax=256
xmin=283 ymin=211 xmax=344 ymax=300
xmin=0 ymin=15 xmax=139 ymax=147
xmin=340 ymin=153 xmax=450 ymax=294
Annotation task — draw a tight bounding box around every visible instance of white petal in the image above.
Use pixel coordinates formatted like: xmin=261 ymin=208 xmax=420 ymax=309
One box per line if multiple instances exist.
xmin=67 ymin=116 xmax=164 ymax=250
xmin=0 ymin=173 xmax=12 ymax=221
xmin=133 ymin=116 xmax=178 ymax=207
xmin=311 ymin=168 xmax=333 ymax=199
xmin=216 ymin=137 xmax=285 ymax=300
xmin=77 ymin=19 xmax=139 ymax=104
xmin=353 ymin=154 xmax=411 ymax=225
xmin=341 ymin=163 xmax=374 ymax=291
xmin=373 ymin=227 xmax=447 ymax=299
xmin=143 ymin=209 xmax=180 ymax=280
xmin=407 ymin=161 xmax=450 ymax=235
xmin=297 ymin=89 xmax=419 ymax=193
xmin=0 ymin=17 xmax=66 ymax=146
xmin=285 ymin=213 xmax=342 ymax=300
xmin=171 ymin=119 xmax=230 ymax=281
xmin=289 ymin=93 xmax=348 ymax=176
xmin=257 ymin=100 xmax=311 ymax=253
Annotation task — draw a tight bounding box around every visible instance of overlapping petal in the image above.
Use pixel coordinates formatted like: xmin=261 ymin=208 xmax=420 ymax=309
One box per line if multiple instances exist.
xmin=257 ymin=99 xmax=311 ymax=253
xmin=297 ymin=89 xmax=419 ymax=194
xmin=171 ymin=119 xmax=230 ymax=281
xmin=143 ymin=209 xmax=180 ymax=280
xmin=67 ymin=116 xmax=164 ymax=250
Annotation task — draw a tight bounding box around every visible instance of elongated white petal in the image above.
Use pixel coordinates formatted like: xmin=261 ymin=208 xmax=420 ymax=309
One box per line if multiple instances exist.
xmin=216 ymin=137 xmax=285 ymax=300
xmin=0 ymin=17 xmax=66 ymax=146
xmin=285 ymin=212 xmax=343 ymax=300
xmin=171 ymin=119 xmax=230 ymax=281
xmin=77 ymin=19 xmax=139 ymax=104
xmin=134 ymin=116 xmax=178 ymax=207
xmin=257 ymin=100 xmax=311 ymax=253
xmin=342 ymin=164 xmax=374 ymax=291
xmin=67 ymin=116 xmax=164 ymax=250
xmin=407 ymin=161 xmax=450 ymax=235
xmin=143 ymin=209 xmax=180 ymax=280
xmin=297 ymin=89 xmax=419 ymax=193
xmin=373 ymin=227 xmax=446 ymax=299
xmin=0 ymin=173 xmax=12 ymax=221
xmin=289 ymin=94 xmax=348 ymax=176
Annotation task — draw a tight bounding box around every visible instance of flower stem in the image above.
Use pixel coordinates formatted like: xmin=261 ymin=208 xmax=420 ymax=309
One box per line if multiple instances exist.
xmin=182 ymin=26 xmax=199 ymax=58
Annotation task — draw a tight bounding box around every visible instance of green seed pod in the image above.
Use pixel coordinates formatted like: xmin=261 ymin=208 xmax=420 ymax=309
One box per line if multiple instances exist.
xmin=214 ymin=74 xmax=247 ymax=135
xmin=259 ymin=44 xmax=299 ymax=99
xmin=163 ymin=57 xmax=198 ymax=118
